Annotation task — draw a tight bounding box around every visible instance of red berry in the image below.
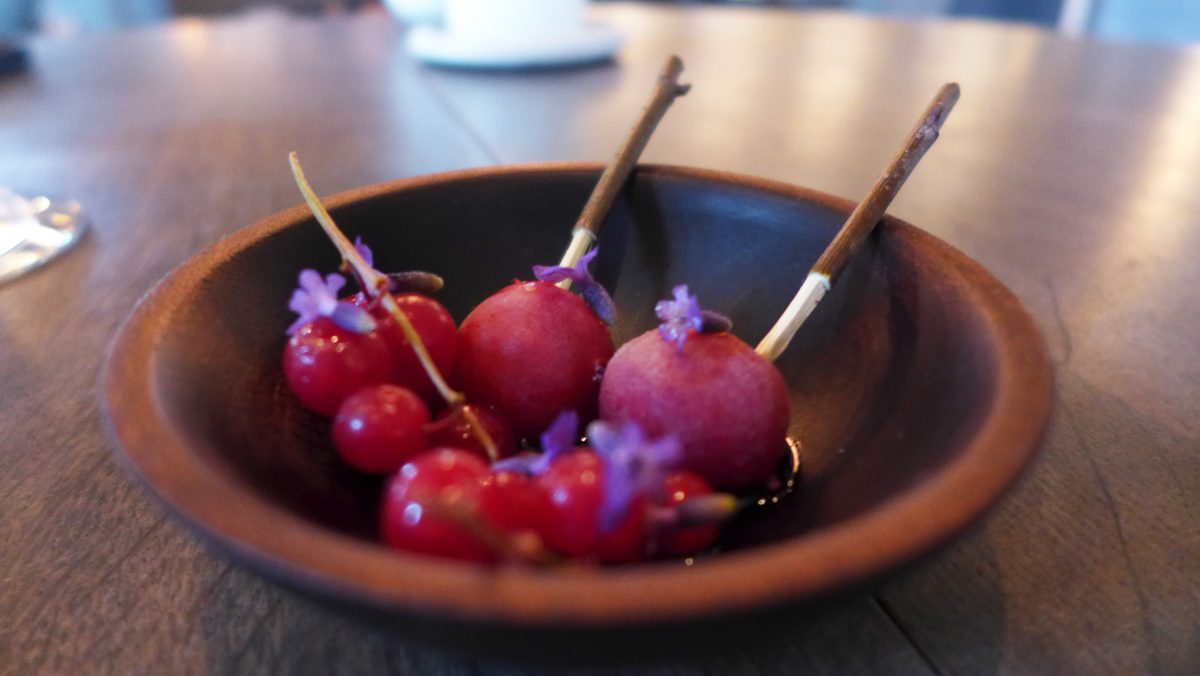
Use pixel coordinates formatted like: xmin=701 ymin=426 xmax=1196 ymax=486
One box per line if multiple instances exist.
xmin=370 ymin=294 xmax=459 ymax=407
xmin=424 ymin=404 xmax=518 ymax=460
xmin=599 ymin=331 xmax=789 ymax=491
xmin=533 ymin=450 xmax=646 ymax=563
xmin=379 ymin=449 xmax=494 ymax=563
xmin=654 ymin=471 xmax=720 ymax=558
xmin=478 ymin=470 xmax=537 ymax=534
xmin=283 ymin=317 xmax=394 ymax=416
xmin=456 ymin=281 xmax=614 ymax=440
xmin=332 ymin=385 xmax=430 ymax=474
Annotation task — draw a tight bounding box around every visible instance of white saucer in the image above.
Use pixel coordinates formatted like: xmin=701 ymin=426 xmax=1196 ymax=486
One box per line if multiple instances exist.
xmin=408 ymin=24 xmax=623 ymax=69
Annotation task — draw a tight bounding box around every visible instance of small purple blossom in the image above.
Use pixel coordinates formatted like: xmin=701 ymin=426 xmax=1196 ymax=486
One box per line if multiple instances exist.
xmin=353 ymin=236 xmax=374 ymax=268
xmin=492 ymin=410 xmax=580 ymax=476
xmin=540 ymin=410 xmax=579 ymax=460
xmin=588 ymin=420 xmax=681 ymax=533
xmin=286 ymin=269 xmax=376 ymax=335
xmin=489 ymin=452 xmax=539 ymax=476
xmin=655 ymin=285 xmax=703 ymax=352
xmin=532 ymin=248 xmax=616 ymax=325
xmin=654 ymin=285 xmax=732 ymax=351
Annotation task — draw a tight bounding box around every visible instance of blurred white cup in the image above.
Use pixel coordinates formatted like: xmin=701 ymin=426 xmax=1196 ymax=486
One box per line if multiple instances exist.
xmin=382 ymin=0 xmax=445 ymax=25
xmin=445 ymin=0 xmax=587 ymax=41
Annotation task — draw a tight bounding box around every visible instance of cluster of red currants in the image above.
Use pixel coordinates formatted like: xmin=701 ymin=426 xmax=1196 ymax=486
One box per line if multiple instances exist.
xmin=281 ymin=241 xmax=753 ymax=564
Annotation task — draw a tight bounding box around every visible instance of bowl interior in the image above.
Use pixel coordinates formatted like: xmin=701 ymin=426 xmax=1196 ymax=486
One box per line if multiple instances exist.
xmin=108 ymin=164 xmax=1051 ymax=635
xmin=149 ymin=165 xmax=1002 ymax=549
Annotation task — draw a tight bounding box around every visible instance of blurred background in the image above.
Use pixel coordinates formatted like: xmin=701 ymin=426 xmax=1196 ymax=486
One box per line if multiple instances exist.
xmin=1 ymin=0 xmax=1198 ymax=44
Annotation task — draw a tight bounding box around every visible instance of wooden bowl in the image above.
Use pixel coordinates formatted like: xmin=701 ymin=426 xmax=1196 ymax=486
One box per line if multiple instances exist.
xmin=103 ymin=163 xmax=1052 ymax=659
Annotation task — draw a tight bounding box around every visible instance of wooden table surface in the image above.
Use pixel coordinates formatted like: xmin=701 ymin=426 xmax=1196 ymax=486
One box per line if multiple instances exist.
xmin=2 ymin=4 xmax=1197 ymax=674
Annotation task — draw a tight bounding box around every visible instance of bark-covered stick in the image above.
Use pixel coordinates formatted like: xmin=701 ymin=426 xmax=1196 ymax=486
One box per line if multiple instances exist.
xmin=557 ymin=55 xmax=691 ymax=283
xmin=755 ymin=83 xmax=960 ymax=362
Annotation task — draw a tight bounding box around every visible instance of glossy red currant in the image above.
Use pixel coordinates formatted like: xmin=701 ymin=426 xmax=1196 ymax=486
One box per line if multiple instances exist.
xmin=283 ymin=316 xmax=394 ymax=416
xmin=478 ymin=469 xmax=537 ymax=535
xmin=332 ymin=384 xmax=430 ymax=474
xmin=653 ymin=471 xmax=720 ymax=558
xmin=532 ymin=450 xmax=646 ymax=563
xmin=380 ymin=448 xmax=494 ymax=563
xmin=370 ymin=293 xmax=459 ymax=407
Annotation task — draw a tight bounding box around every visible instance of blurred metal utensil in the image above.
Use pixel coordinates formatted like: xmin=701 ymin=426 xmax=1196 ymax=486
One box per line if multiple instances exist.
xmin=0 ymin=189 xmax=89 ymax=285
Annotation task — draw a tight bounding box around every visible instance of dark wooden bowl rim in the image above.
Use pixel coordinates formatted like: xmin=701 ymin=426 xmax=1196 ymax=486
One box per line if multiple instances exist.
xmin=103 ymin=162 xmax=1053 ymax=627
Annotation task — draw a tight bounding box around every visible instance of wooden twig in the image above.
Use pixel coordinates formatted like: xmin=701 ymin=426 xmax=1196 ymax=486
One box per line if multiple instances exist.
xmin=755 ymin=83 xmax=960 ymax=362
xmin=557 ymin=55 xmax=691 ymax=278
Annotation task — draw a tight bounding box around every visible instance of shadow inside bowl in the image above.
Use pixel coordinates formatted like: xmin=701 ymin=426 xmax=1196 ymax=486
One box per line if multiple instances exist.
xmin=151 ymin=165 xmax=999 ymax=550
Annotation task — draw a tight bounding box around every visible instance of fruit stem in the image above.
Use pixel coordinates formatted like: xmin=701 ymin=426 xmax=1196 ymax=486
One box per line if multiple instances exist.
xmin=377 ymin=293 xmax=465 ymax=407
xmin=556 ymin=54 xmax=690 ymax=287
xmin=458 ymin=405 xmax=499 ymax=463
xmin=649 ymin=493 xmax=743 ymax=530
xmin=673 ymin=493 xmax=743 ymax=527
xmin=289 ymin=153 xmax=387 ymax=296
xmin=289 ymin=153 xmax=495 ymax=455
xmin=424 ymin=497 xmax=559 ymax=566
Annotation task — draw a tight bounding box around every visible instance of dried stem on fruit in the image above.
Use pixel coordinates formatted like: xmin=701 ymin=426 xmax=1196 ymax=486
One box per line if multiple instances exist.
xmin=424 ymin=497 xmax=559 ymax=566
xmin=557 ymin=55 xmax=691 ymax=284
xmin=457 ymin=406 xmax=499 ymax=462
xmin=289 ymin=152 xmax=499 ymax=459
xmin=755 ymin=83 xmax=960 ymax=362
xmin=672 ymin=493 xmax=742 ymax=527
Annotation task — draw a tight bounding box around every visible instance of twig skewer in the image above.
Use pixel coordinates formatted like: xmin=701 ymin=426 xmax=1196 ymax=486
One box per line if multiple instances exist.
xmin=755 ymin=83 xmax=960 ymax=362
xmin=557 ymin=55 xmax=690 ymax=284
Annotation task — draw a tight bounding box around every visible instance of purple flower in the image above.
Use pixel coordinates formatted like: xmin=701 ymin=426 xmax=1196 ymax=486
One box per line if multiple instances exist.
xmin=654 ymin=285 xmax=732 ymax=352
xmin=532 ymin=248 xmax=616 ymax=325
xmin=493 ymin=410 xmax=580 ymax=476
xmin=588 ymin=420 xmax=681 ymax=533
xmin=655 ymin=285 xmax=703 ymax=352
xmin=353 ymin=236 xmax=374 ymax=268
xmin=286 ymin=269 xmax=376 ymax=335
xmin=540 ymin=410 xmax=579 ymax=460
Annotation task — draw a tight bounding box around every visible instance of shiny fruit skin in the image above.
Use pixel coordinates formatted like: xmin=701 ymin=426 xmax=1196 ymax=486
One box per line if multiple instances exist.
xmin=369 ymin=293 xmax=459 ymax=407
xmin=283 ymin=317 xmax=394 ymax=416
xmin=456 ymin=281 xmax=614 ymax=440
xmin=424 ymin=404 xmax=518 ymax=460
xmin=599 ymin=331 xmax=789 ymax=492
xmin=479 ymin=470 xmax=537 ymax=534
xmin=332 ymin=385 xmax=430 ymax=474
xmin=654 ymin=471 xmax=720 ymax=558
xmin=379 ymin=448 xmax=494 ymax=563
xmin=533 ymin=450 xmax=646 ymax=563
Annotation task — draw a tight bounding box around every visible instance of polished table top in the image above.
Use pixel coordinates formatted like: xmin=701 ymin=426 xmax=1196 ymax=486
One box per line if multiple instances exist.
xmin=2 ymin=3 xmax=1197 ymax=673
